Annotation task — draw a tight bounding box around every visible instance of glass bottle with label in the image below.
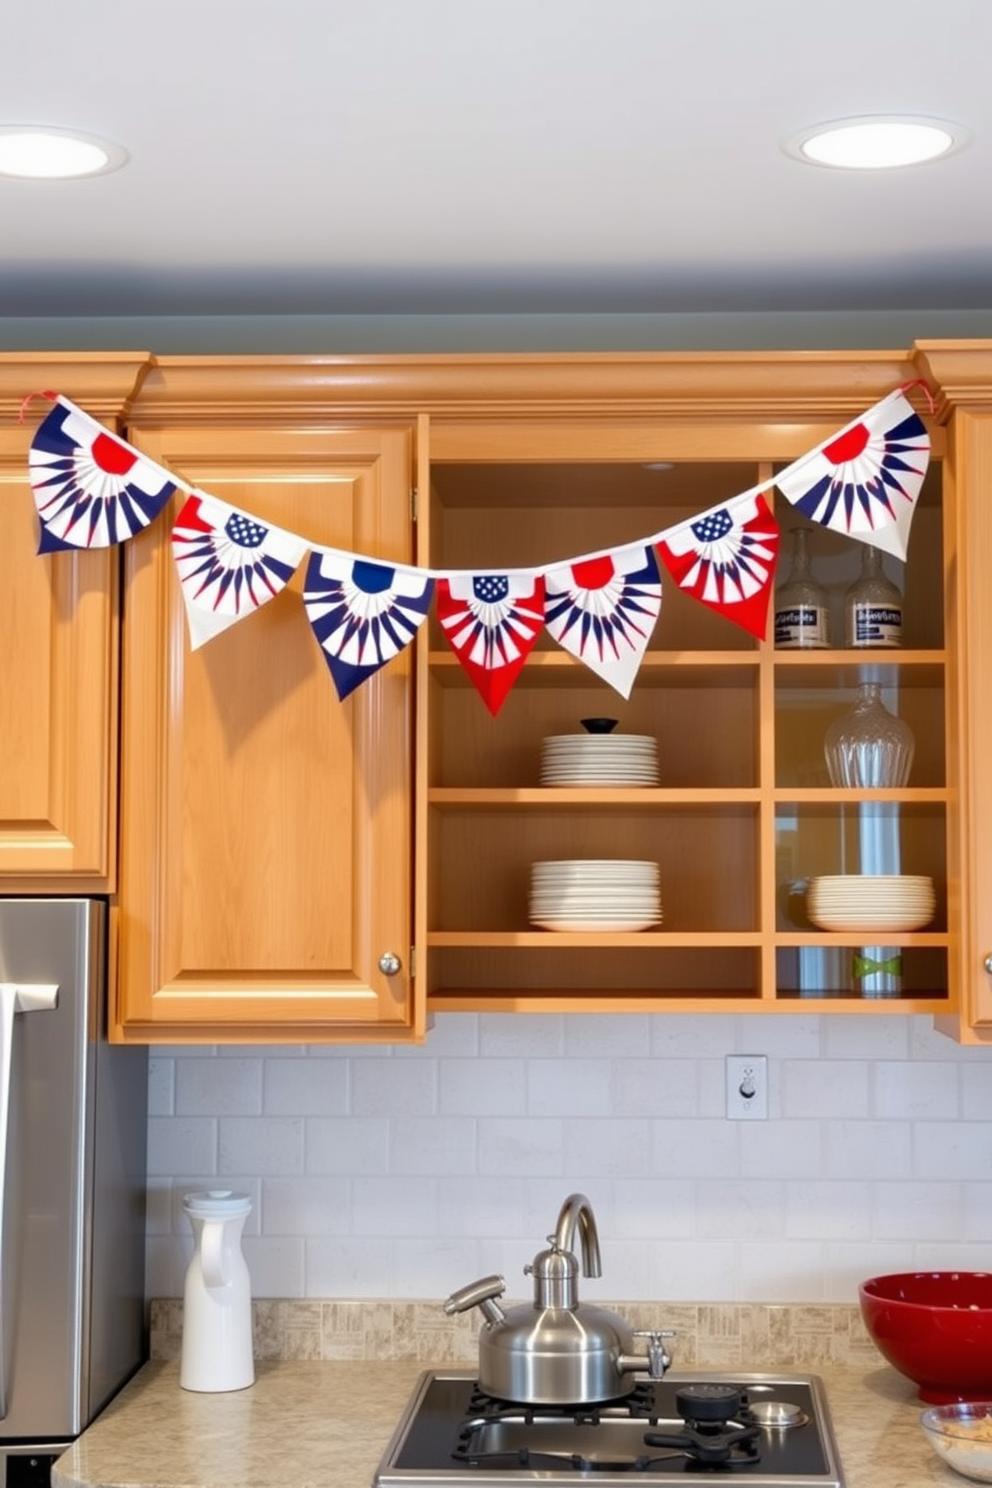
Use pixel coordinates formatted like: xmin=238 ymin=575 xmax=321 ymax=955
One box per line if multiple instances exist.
xmin=774 ymin=527 xmax=830 ymax=649
xmin=843 ymin=543 xmax=903 ymax=648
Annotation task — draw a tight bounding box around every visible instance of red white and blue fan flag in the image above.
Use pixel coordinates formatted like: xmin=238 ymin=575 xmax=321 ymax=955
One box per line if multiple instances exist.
xmin=544 ymin=543 xmax=662 ymax=698
xmin=774 ymin=389 xmax=930 ymax=561
xmin=655 ymin=489 xmax=780 ymax=640
xmin=435 ymin=571 xmax=546 ymax=715
xmin=171 ymin=492 xmax=308 ymax=649
xmin=303 ymin=550 xmax=433 ymax=701
xmin=28 ymin=395 xmax=177 ymax=553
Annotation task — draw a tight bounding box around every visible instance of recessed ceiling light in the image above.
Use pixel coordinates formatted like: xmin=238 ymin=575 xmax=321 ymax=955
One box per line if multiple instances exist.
xmin=785 ymin=115 xmax=966 ymax=170
xmin=0 ymin=126 xmax=128 ymax=179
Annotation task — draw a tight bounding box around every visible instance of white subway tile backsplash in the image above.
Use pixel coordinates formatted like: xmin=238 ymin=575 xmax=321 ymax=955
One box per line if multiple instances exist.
xmin=352 ymin=1057 xmax=437 ymax=1116
xmin=872 ymin=1060 xmax=961 ymax=1120
xmin=438 ymin=1058 xmax=526 ymax=1115
xmin=738 ymin=1241 xmax=827 ymax=1301
xmin=305 ymin=1236 xmax=393 ymax=1296
xmin=147 ymin=1016 xmax=992 ymax=1306
xmin=176 ymin=1056 xmax=263 ymax=1115
xmin=437 ymin=1177 xmax=529 ymax=1238
xmin=218 ymin=1116 xmax=304 ymax=1175
xmin=147 ymin=1116 xmax=218 ymax=1176
xmin=913 ymin=1119 xmax=992 ymax=1179
xmin=739 ymin=1121 xmax=818 ymax=1180
xmin=785 ymin=1182 xmax=872 ymax=1240
xmin=565 ymin=1016 xmax=652 ymax=1056
xmin=262 ymin=1176 xmax=351 ymax=1235
xmin=526 ymin=1058 xmax=613 ymax=1116
xmin=478 ymin=1118 xmax=563 ymax=1175
xmin=612 ymin=1058 xmax=699 ymax=1118
xmin=562 ymin=1118 xmax=652 ymax=1177
xmin=823 ymin=1119 xmax=912 ymax=1179
xmin=264 ymin=1057 xmax=349 ymax=1114
xmin=873 ymin=1180 xmax=964 ymax=1240
xmin=305 ymin=1117 xmax=390 ymax=1174
xmin=650 ymin=1118 xmax=739 ymax=1178
xmin=390 ymin=1116 xmax=478 ymax=1175
xmin=613 ymin=1178 xmax=697 ymax=1238
xmin=244 ymin=1236 xmax=306 ymax=1298
xmin=478 ymin=1014 xmax=565 ymax=1057
xmin=780 ymin=1057 xmax=870 ymax=1118
xmin=353 ymin=1176 xmax=438 ymax=1235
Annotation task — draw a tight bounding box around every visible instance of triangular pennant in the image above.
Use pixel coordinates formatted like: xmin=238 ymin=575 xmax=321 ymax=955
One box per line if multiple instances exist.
xmin=28 ymin=395 xmax=177 ymax=551
xmin=774 ymin=389 xmax=929 ymax=560
xmin=655 ymin=490 xmax=780 ymax=640
xmin=435 ymin=572 xmax=545 ymax=715
xmin=171 ymin=492 xmax=308 ymax=649
xmin=544 ymin=544 xmax=662 ymax=698
xmin=303 ymin=551 xmax=433 ymax=700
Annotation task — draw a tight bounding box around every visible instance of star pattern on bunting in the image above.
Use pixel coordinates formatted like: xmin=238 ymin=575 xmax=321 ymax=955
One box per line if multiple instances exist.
xmin=435 ymin=571 xmax=546 ymax=714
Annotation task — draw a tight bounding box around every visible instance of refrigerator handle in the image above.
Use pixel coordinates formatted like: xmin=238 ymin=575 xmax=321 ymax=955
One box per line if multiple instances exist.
xmin=0 ymin=983 xmax=59 ymax=1420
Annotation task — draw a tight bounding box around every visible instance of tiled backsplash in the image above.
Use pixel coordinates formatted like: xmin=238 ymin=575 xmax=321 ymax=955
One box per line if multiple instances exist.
xmin=149 ymin=1298 xmax=880 ymax=1370
xmin=146 ymin=1012 xmax=992 ymax=1305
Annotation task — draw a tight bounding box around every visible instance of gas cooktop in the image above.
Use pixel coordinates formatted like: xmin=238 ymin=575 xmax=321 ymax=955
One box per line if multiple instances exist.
xmin=374 ymin=1370 xmax=845 ymax=1488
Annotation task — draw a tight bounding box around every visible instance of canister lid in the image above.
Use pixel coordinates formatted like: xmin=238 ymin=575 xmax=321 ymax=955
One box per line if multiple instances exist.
xmin=183 ymin=1188 xmax=252 ymax=1217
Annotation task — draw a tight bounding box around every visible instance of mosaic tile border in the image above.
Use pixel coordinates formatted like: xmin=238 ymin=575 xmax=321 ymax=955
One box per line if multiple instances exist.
xmin=150 ymin=1299 xmax=881 ymax=1370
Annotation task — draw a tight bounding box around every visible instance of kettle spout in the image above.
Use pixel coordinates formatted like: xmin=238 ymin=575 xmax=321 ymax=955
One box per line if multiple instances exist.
xmin=553 ymin=1193 xmax=602 ymax=1279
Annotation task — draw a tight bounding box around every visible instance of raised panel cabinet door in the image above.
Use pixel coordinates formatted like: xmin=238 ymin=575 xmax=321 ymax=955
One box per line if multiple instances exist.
xmin=113 ymin=423 xmax=418 ymax=1042
xmin=0 ymin=356 xmax=150 ymax=888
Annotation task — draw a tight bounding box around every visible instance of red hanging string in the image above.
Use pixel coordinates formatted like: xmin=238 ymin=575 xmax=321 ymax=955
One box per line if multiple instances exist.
xmin=17 ymin=388 xmax=59 ymax=424
xmin=898 ymin=377 xmax=937 ymax=417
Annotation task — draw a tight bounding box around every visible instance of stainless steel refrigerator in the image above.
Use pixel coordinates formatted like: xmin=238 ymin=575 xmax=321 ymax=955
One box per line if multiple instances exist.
xmin=0 ymin=900 xmax=147 ymax=1487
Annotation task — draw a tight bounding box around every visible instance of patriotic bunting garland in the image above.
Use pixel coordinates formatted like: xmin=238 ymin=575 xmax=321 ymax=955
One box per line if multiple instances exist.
xmin=773 ymin=388 xmax=929 ymax=562
xmin=544 ymin=545 xmax=663 ymax=700
xmin=303 ymin=552 xmax=434 ymax=701
xmin=655 ymin=490 xmax=779 ymax=642
xmin=435 ymin=572 xmax=546 ymax=716
xmin=23 ymin=387 xmax=931 ymax=710
xmin=172 ymin=492 xmax=308 ymax=649
xmin=28 ymin=395 xmax=176 ymax=552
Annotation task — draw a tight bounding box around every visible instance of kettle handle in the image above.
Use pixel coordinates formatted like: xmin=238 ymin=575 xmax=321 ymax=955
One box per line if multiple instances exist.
xmin=200 ymin=1217 xmax=228 ymax=1289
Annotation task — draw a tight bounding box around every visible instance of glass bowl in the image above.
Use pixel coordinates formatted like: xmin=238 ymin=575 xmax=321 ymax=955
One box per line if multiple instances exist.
xmin=921 ymin=1403 xmax=992 ymax=1482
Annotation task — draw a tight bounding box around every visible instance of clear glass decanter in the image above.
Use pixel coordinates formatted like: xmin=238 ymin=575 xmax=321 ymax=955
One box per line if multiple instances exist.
xmin=823 ymin=681 xmax=915 ymax=787
xmin=844 ymin=544 xmax=903 ymax=649
xmin=774 ymin=527 xmax=830 ymax=649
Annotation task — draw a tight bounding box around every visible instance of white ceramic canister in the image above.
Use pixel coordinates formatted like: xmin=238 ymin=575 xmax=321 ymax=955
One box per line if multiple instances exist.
xmin=180 ymin=1189 xmax=255 ymax=1392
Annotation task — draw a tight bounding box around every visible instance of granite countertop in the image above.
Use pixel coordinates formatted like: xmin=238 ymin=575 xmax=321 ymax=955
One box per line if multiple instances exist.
xmin=53 ymin=1359 xmax=962 ymax=1488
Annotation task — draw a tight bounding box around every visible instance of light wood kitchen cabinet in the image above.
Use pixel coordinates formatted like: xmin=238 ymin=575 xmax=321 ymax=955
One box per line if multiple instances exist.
xmin=113 ymin=365 xmax=419 ymax=1042
xmin=417 ymin=364 xmax=953 ymax=1020
xmin=11 ymin=345 xmax=990 ymax=1043
xmin=918 ymin=341 xmax=992 ymax=1044
xmin=0 ymin=354 xmax=150 ymax=890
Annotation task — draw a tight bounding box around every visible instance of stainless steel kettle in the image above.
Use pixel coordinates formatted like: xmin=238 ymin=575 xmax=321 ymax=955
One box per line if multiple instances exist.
xmin=443 ymin=1192 xmax=673 ymax=1405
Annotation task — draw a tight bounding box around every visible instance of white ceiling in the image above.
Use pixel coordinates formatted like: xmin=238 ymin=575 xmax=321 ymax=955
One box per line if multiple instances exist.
xmin=3 ymin=0 xmax=992 ymax=321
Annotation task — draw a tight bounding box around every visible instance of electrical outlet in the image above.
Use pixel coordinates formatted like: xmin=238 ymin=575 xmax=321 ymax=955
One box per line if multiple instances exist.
xmin=726 ymin=1055 xmax=768 ymax=1119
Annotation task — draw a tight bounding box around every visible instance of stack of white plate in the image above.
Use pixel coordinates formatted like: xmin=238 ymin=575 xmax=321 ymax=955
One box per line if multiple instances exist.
xmin=529 ymin=859 xmax=662 ymax=932
xmin=807 ymin=874 xmax=935 ymax=933
xmin=540 ymin=734 xmax=659 ymax=786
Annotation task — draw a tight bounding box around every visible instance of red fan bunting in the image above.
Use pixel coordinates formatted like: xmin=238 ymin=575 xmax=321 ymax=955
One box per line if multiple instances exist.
xmin=655 ymin=491 xmax=780 ymax=640
xmin=435 ymin=572 xmax=546 ymax=715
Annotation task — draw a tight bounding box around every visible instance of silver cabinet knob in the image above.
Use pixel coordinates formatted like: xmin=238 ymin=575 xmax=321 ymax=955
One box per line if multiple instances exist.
xmin=378 ymin=951 xmax=402 ymax=977
xmin=985 ymin=955 xmax=992 ymax=977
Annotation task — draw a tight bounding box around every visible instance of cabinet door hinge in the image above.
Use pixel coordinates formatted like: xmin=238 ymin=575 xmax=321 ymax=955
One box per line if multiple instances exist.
xmin=409 ymin=945 xmax=417 ymax=980
xmin=410 ymin=487 xmax=418 ymax=522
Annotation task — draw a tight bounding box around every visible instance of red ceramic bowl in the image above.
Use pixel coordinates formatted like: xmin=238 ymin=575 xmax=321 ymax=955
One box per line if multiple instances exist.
xmin=860 ymin=1272 xmax=992 ymax=1403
